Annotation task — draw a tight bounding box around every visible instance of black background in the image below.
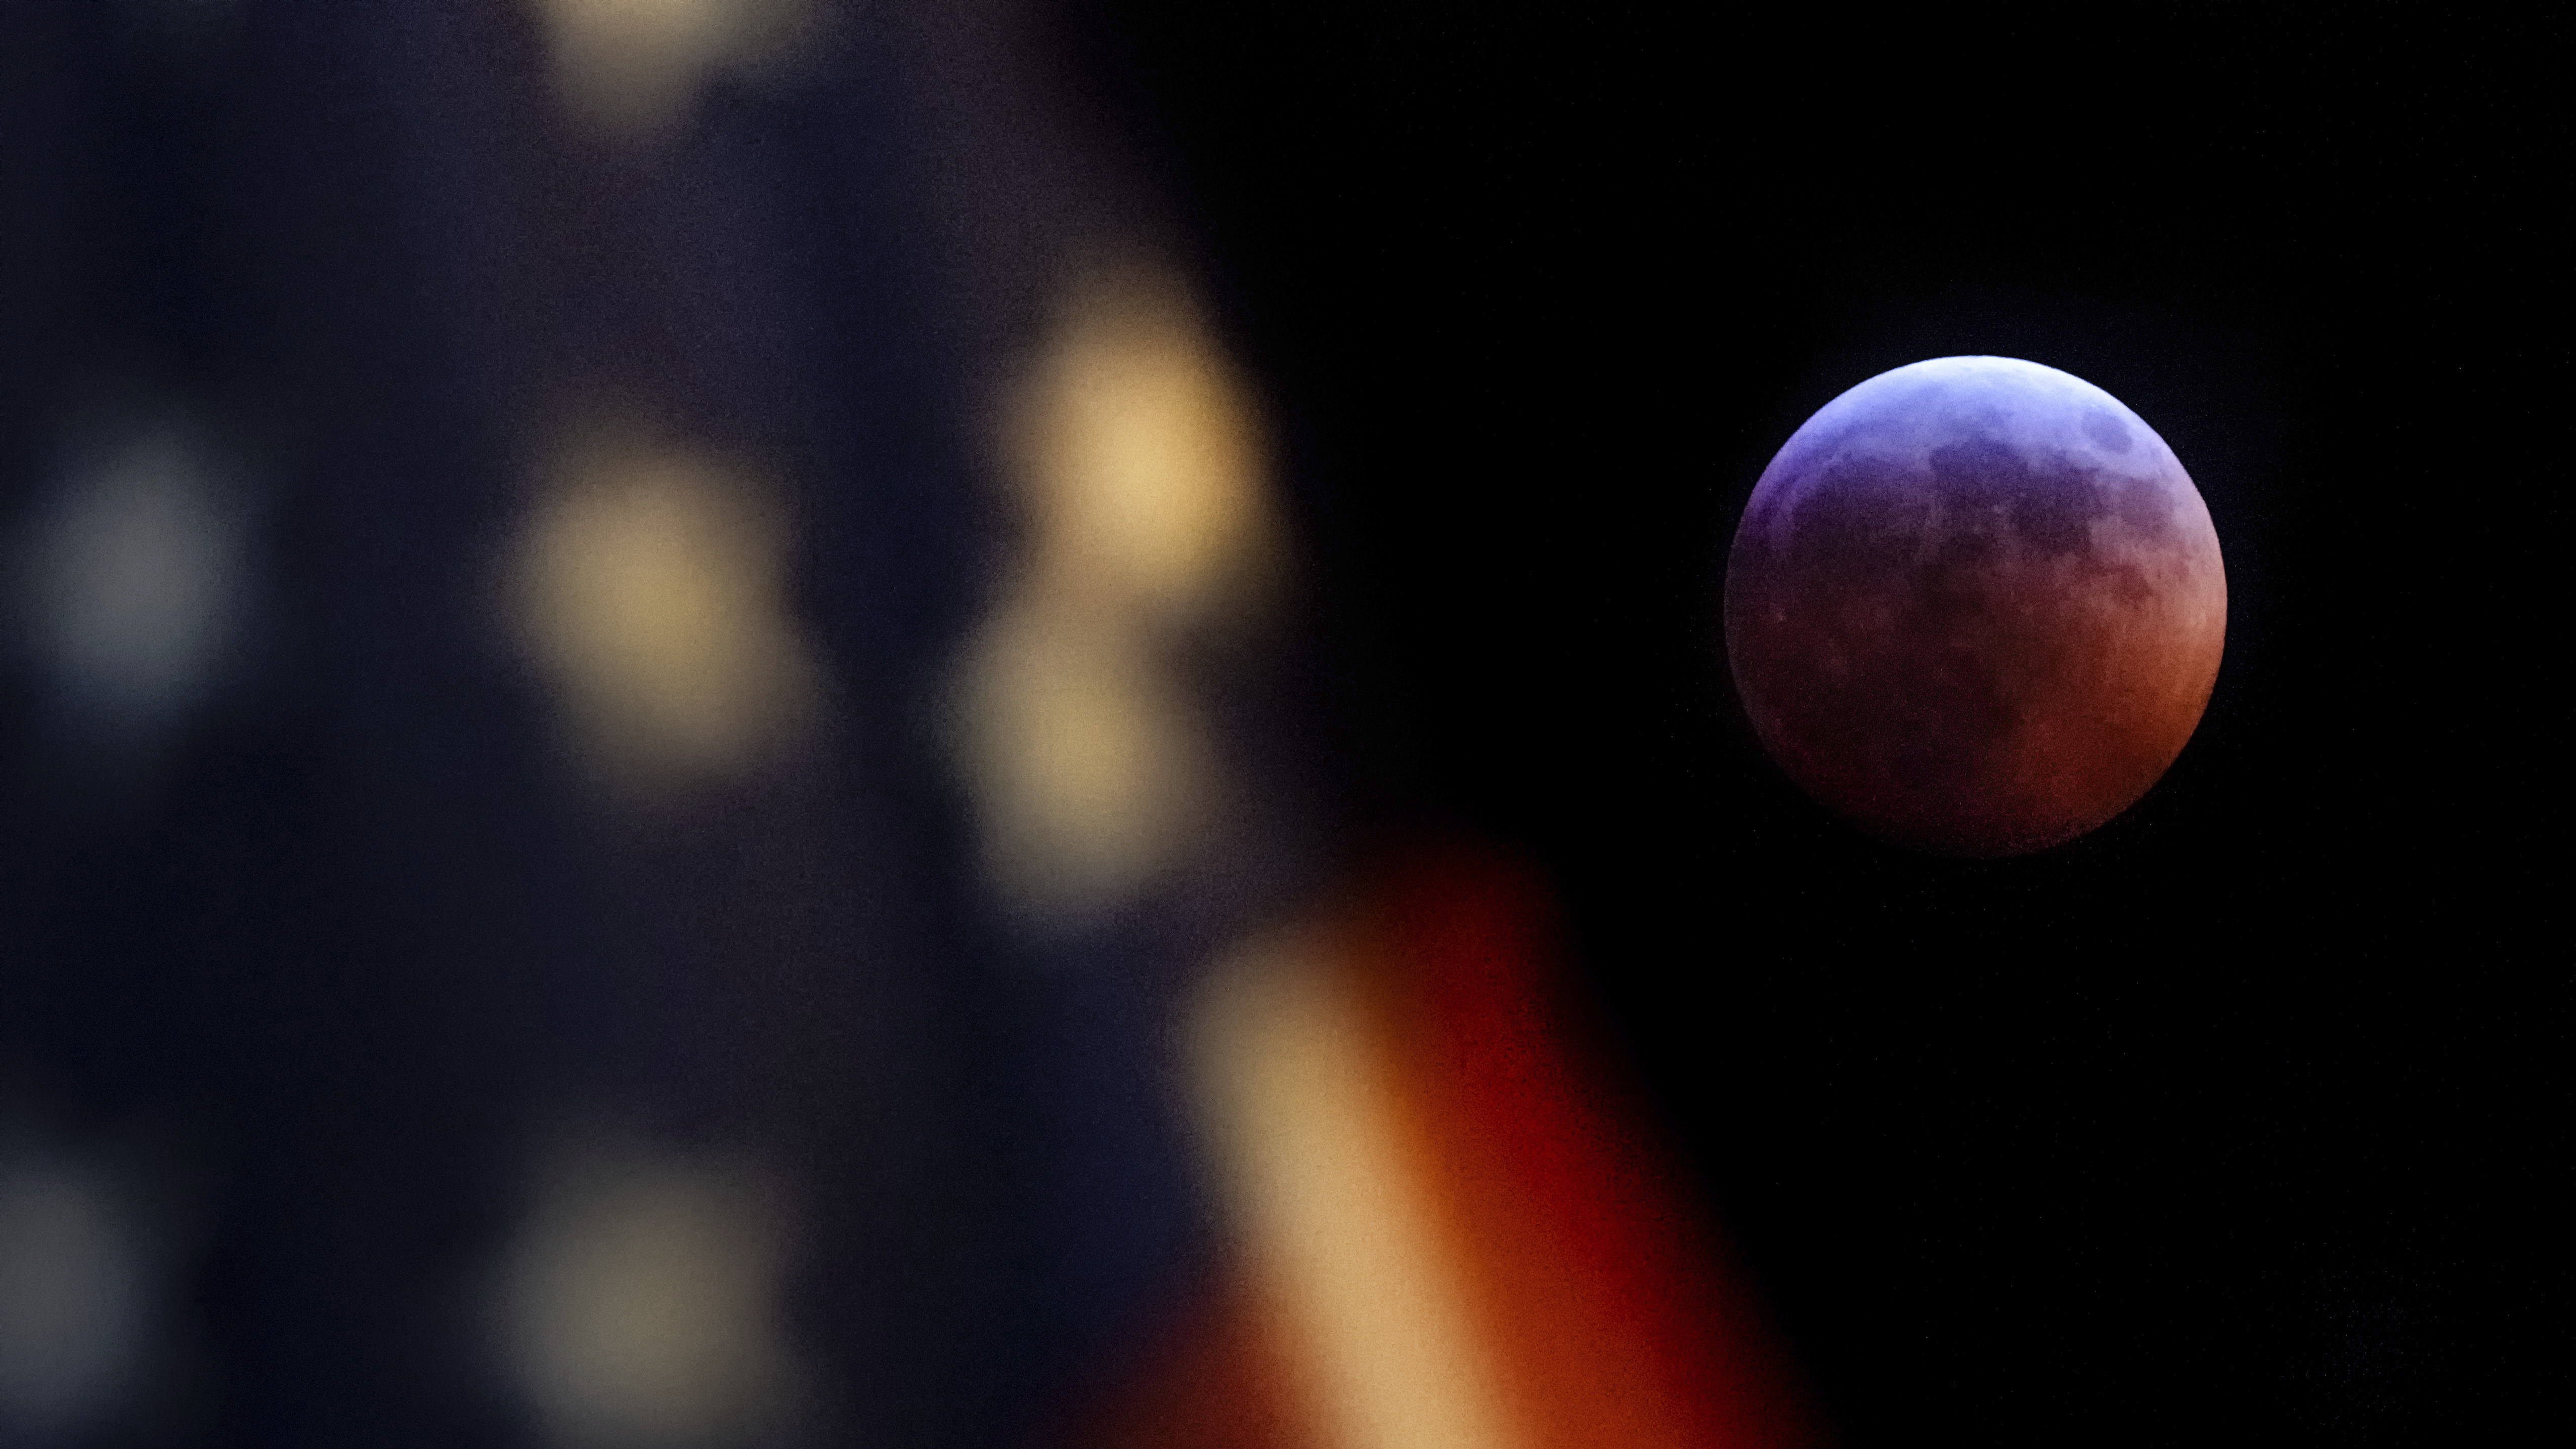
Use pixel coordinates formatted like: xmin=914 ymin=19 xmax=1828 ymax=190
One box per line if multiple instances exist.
xmin=1064 ymin=2 xmax=2557 ymax=1443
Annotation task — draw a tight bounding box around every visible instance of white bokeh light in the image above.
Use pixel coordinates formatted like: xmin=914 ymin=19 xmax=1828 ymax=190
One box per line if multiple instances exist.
xmin=19 ymin=416 xmax=248 ymax=748
xmin=0 ymin=1160 xmax=152 ymax=1441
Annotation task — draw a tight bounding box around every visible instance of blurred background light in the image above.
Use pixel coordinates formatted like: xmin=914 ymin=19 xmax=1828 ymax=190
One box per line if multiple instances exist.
xmin=499 ymin=1140 xmax=803 ymax=1448
xmin=956 ymin=593 xmax=1220 ymax=922
xmin=16 ymin=411 xmax=248 ymax=768
xmin=507 ymin=423 xmax=825 ymax=805
xmin=532 ymin=0 xmax=819 ymax=144
xmin=954 ymin=266 xmax=1280 ymax=924
xmin=0 ymin=1157 xmax=152 ymax=1441
xmin=1006 ymin=268 xmax=1279 ymax=628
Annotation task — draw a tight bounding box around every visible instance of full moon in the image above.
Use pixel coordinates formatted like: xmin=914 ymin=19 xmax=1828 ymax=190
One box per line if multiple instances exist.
xmin=1724 ymin=356 xmax=2225 ymax=856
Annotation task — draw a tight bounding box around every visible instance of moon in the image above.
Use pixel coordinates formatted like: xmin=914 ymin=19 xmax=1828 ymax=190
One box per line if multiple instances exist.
xmin=1723 ymin=356 xmax=2225 ymax=856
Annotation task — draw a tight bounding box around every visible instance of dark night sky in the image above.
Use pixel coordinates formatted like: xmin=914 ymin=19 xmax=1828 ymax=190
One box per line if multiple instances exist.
xmin=1064 ymin=2 xmax=2556 ymax=1442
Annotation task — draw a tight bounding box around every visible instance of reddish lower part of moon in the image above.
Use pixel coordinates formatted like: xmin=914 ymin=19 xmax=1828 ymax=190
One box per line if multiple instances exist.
xmin=1724 ymin=357 xmax=2226 ymax=857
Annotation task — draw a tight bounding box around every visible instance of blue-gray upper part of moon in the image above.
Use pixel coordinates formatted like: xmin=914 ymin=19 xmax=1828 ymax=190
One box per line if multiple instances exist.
xmin=1736 ymin=356 xmax=2198 ymax=570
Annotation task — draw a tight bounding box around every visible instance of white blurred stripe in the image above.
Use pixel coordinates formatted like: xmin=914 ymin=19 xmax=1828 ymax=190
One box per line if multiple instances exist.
xmin=1190 ymin=927 xmax=1526 ymax=1449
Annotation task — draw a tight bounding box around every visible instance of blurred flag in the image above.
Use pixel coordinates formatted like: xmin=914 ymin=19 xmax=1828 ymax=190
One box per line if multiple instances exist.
xmin=1081 ymin=845 xmax=1818 ymax=1448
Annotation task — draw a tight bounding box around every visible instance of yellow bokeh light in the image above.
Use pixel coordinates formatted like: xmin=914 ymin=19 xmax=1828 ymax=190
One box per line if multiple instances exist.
xmin=952 ymin=262 xmax=1282 ymax=924
xmin=507 ymin=425 xmax=823 ymax=803
xmin=1008 ymin=270 xmax=1279 ymax=626
xmin=500 ymin=1142 xmax=801 ymax=1448
xmin=531 ymin=0 xmax=814 ymax=143
xmin=954 ymin=595 xmax=1222 ymax=920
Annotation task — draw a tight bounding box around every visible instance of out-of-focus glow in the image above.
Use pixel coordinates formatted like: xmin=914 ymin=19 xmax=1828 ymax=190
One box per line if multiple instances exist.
xmin=1189 ymin=928 xmax=1525 ymax=1449
xmin=0 ymin=1163 xmax=148 ymax=1438
xmin=531 ymin=0 xmax=815 ymax=143
xmin=954 ymin=265 xmax=1279 ymax=924
xmin=1006 ymin=271 xmax=1278 ymax=627
xmin=500 ymin=1144 xmax=801 ymax=1448
xmin=955 ymin=596 xmax=1221 ymax=920
xmin=507 ymin=425 xmax=824 ymax=804
xmin=20 ymin=419 xmax=245 ymax=739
